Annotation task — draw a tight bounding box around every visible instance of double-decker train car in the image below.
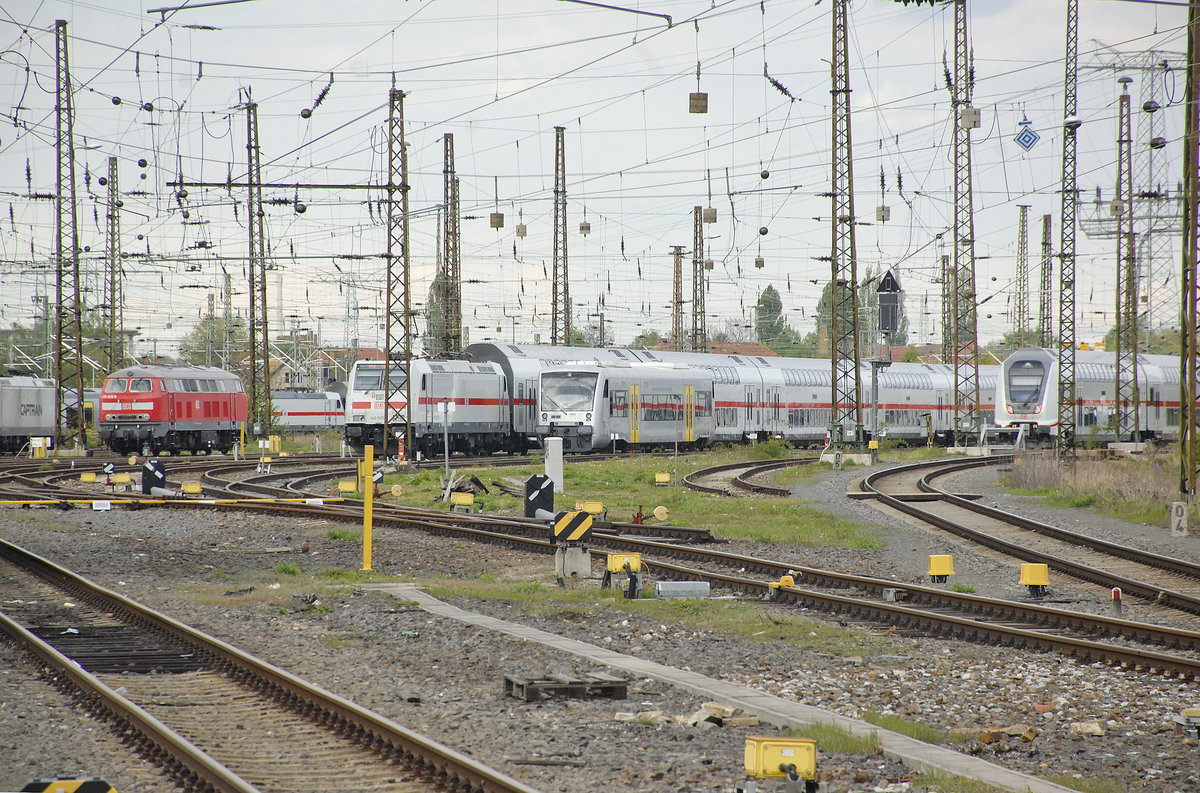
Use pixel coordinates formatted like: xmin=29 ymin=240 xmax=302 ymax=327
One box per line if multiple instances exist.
xmin=995 ymin=346 xmax=1184 ymax=444
xmin=97 ymin=364 xmax=247 ymax=455
xmin=466 ymin=343 xmax=1000 ymax=451
xmin=0 ymin=374 xmax=56 ymax=453
xmin=271 ymin=390 xmax=346 ymax=432
xmin=344 ymin=358 xmax=516 ymax=456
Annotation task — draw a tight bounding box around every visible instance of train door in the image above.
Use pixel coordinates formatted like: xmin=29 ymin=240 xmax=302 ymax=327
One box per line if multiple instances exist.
xmin=684 ymin=385 xmax=695 ymax=443
xmin=630 ymin=384 xmax=641 ymax=444
xmin=745 ymin=386 xmax=760 ymax=434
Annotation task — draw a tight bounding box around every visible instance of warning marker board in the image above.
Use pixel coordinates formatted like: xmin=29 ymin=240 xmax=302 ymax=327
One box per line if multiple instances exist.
xmin=553 ymin=510 xmax=593 ymax=544
xmin=20 ymin=780 xmax=117 ymax=793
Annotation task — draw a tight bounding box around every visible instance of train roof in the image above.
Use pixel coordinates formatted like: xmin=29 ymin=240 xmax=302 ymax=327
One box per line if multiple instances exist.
xmin=106 ymin=363 xmax=242 ymax=379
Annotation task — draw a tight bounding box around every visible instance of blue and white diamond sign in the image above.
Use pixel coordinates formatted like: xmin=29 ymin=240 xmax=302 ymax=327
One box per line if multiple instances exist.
xmin=1013 ymin=120 xmax=1040 ymax=152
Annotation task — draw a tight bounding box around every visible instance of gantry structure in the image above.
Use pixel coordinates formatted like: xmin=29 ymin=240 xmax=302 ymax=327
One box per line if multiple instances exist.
xmin=243 ymin=92 xmax=272 ymax=434
xmin=691 ymin=206 xmax=706 ymax=352
xmin=1057 ymin=0 xmax=1080 ymax=460
xmin=552 ymin=126 xmax=570 ymax=345
xmin=1114 ymin=80 xmax=1140 ymax=440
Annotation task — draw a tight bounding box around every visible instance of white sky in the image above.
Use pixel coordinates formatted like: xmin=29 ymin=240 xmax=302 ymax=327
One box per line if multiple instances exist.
xmin=0 ymin=0 xmax=1188 ymax=361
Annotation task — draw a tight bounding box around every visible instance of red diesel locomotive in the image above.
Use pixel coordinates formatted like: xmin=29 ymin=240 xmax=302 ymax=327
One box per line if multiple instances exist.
xmin=97 ymin=364 xmax=247 ymax=455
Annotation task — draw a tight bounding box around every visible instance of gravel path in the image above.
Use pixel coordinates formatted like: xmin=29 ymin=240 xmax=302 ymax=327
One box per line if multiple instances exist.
xmin=1 ymin=458 xmax=1198 ymax=793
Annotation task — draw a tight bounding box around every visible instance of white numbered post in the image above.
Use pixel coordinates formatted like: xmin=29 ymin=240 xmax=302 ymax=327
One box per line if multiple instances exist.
xmin=1170 ymin=501 xmax=1189 ymax=537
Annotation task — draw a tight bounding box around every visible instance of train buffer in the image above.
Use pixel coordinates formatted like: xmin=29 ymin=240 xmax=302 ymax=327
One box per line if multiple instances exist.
xmin=503 ymin=672 xmax=627 ymax=702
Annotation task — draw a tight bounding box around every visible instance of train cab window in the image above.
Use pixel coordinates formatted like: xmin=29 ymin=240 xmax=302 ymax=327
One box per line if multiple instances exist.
xmin=130 ymin=378 xmax=153 ymax=393
xmin=541 ymin=371 xmax=598 ymax=411
xmin=104 ymin=378 xmax=128 ymax=393
xmin=610 ymin=390 xmax=628 ymax=417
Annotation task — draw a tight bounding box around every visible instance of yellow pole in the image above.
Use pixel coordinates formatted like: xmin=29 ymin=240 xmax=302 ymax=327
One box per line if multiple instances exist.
xmin=362 ymin=444 xmax=374 ymax=571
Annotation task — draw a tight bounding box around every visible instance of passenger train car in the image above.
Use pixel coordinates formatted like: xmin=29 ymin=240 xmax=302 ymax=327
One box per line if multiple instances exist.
xmin=464 ymin=343 xmax=1000 ymax=451
xmin=996 ymin=347 xmax=1184 ymax=443
xmin=0 ymin=374 xmax=56 ymax=453
xmin=271 ymin=390 xmax=346 ymax=432
xmin=344 ymin=358 xmax=517 ymax=456
xmin=97 ymin=364 xmax=247 ymax=455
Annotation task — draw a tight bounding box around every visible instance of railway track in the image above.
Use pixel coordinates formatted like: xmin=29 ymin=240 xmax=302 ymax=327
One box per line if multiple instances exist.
xmin=8 ymin=454 xmax=1200 ymax=683
xmin=857 ymin=456 xmax=1200 ymax=621
xmin=682 ymin=457 xmax=814 ymax=496
xmin=0 ymin=535 xmax=542 ymax=793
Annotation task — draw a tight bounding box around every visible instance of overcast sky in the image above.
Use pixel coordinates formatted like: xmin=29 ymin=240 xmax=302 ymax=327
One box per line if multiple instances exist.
xmin=0 ymin=0 xmax=1188 ymax=362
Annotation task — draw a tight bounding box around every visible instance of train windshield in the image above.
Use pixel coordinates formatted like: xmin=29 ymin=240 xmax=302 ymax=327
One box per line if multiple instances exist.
xmin=104 ymin=379 xmax=128 ymax=393
xmin=1007 ymin=361 xmax=1046 ymax=404
xmin=541 ymin=371 xmax=598 ymax=411
xmin=353 ymin=365 xmax=404 ymax=392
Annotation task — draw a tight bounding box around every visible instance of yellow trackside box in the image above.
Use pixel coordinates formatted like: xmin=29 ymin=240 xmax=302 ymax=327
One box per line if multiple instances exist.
xmin=928 ymin=555 xmax=955 ymax=577
xmin=338 ymin=480 xmax=357 ymax=493
xmin=450 ymin=491 xmax=475 ymax=507
xmin=606 ymin=552 xmax=642 ymax=573
xmin=743 ymin=736 xmax=817 ymax=779
xmin=181 ymin=481 xmax=203 ymax=495
xmin=1019 ymin=563 xmax=1050 ymax=586
xmin=654 ymin=472 xmax=671 ymax=486
xmin=80 ymin=472 xmax=97 ymax=483
xmin=575 ymin=499 xmax=604 ymax=515
xmin=110 ymin=473 xmax=132 ymax=485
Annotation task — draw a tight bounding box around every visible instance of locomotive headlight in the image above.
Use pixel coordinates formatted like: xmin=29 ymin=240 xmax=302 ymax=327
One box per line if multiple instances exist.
xmin=585 ymin=413 xmax=592 ymax=421
xmin=542 ymin=412 xmax=548 ymax=420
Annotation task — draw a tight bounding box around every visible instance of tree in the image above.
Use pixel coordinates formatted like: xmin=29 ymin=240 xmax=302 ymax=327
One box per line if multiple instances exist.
xmin=629 ymin=329 xmax=661 ymax=349
xmin=755 ymin=285 xmax=784 ymax=343
xmin=178 ymin=315 xmax=248 ymax=373
xmin=708 ymin=318 xmax=753 ymax=344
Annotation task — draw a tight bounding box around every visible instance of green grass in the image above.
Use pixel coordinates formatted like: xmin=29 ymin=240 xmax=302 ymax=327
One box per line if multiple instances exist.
xmin=947 ymin=583 xmax=976 ymax=594
xmin=423 ymin=578 xmax=901 ymax=658
xmin=274 ymin=562 xmax=302 ymax=575
xmin=783 ymin=722 xmax=878 ymax=754
xmin=906 ymin=771 xmax=1011 ymax=793
xmin=327 ymin=527 xmax=361 ymax=541
xmin=859 ymin=710 xmax=943 ymax=743
xmin=377 ymin=448 xmax=882 ymax=548
xmin=1043 ymin=777 xmax=1123 ymax=793
xmin=316 ymin=568 xmax=403 ymax=585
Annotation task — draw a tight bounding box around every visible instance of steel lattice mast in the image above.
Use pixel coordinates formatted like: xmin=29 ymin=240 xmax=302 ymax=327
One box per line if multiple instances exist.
xmin=104 ymin=155 xmax=123 ymax=372
xmin=948 ymin=0 xmax=980 ymax=443
xmin=222 ymin=271 xmax=234 ymax=370
xmin=443 ymin=133 xmax=462 ymax=354
xmin=244 ymin=93 xmax=271 ymax=434
xmin=552 ymin=126 xmax=570 ymax=345
xmin=828 ymin=0 xmax=863 ymax=447
xmin=1014 ymin=205 xmax=1030 ymax=346
xmin=54 ymin=20 xmax=86 ymax=448
xmin=692 ymin=206 xmax=706 ymax=352
xmin=382 ymin=88 xmax=411 ymax=455
xmin=672 ymin=245 xmax=685 ymax=352
xmin=1038 ymin=214 xmax=1054 ymax=347
xmin=1182 ymin=1 xmax=1200 ymax=501
xmin=1057 ymin=0 xmax=1080 ymax=459
xmin=940 ymin=253 xmax=952 ymax=358
xmin=1115 ymin=81 xmax=1140 ymax=441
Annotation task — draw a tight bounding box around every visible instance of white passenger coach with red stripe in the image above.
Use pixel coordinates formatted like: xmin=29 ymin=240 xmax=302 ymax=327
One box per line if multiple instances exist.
xmin=344 ymin=358 xmax=519 ymax=456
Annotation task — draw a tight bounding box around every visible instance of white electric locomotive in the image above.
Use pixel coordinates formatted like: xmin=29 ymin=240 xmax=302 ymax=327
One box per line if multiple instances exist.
xmin=0 ymin=374 xmax=56 ymax=453
xmin=996 ymin=346 xmax=1184 ymax=444
xmin=344 ymin=358 xmax=520 ymax=456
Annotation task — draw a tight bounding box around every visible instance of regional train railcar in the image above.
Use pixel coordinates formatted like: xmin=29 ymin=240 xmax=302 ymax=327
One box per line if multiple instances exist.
xmin=0 ymin=375 xmax=56 ymax=453
xmin=537 ymin=362 xmax=716 ymax=451
xmin=344 ymin=359 xmax=514 ymax=456
xmin=271 ymin=391 xmax=346 ymax=431
xmin=97 ymin=364 xmax=247 ymax=455
xmin=995 ymin=347 xmax=1184 ymax=443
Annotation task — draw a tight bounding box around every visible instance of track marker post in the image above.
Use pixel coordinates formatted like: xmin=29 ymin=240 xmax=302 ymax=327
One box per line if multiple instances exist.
xmin=362 ymin=444 xmax=374 ymax=571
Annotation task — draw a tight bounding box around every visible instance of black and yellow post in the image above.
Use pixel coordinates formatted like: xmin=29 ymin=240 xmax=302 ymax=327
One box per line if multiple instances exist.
xmin=553 ymin=509 xmax=593 ymax=585
xmin=362 ymin=444 xmax=374 ymax=571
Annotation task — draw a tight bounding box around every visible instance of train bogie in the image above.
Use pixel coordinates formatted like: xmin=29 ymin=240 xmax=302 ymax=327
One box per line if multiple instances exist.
xmin=97 ymin=364 xmax=247 ymax=455
xmin=0 ymin=376 xmax=56 ymax=453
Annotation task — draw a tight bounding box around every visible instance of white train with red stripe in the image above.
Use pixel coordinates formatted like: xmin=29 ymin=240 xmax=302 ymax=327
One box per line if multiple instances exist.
xmin=995 ymin=346 xmax=1185 ymax=444
xmin=344 ymin=358 xmax=520 ymax=456
xmin=271 ymin=391 xmax=346 ymax=432
xmin=464 ymin=343 xmax=999 ymax=451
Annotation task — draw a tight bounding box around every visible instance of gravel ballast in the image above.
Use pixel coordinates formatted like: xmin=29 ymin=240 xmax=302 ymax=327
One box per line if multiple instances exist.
xmin=1 ymin=460 xmax=1198 ymax=793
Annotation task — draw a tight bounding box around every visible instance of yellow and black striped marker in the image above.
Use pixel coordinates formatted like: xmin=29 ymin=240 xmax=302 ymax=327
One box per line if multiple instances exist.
xmin=20 ymin=779 xmax=117 ymax=793
xmin=553 ymin=510 xmax=593 ymax=544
